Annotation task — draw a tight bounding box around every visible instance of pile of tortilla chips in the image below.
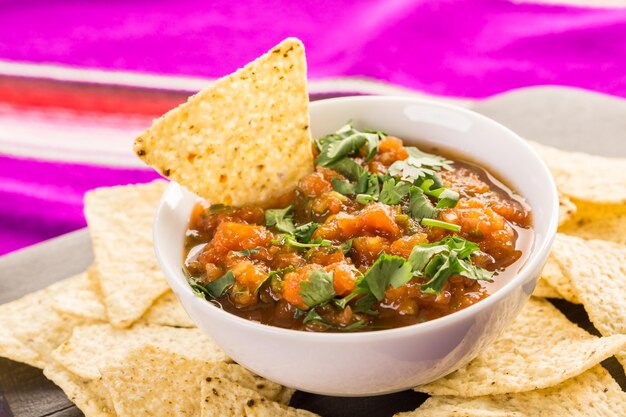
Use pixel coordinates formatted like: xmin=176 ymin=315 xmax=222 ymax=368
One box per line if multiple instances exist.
xmin=1 ymin=37 xmax=626 ymax=416
xmin=0 ymin=179 xmax=317 ymax=417
xmin=402 ymin=144 xmax=626 ymax=416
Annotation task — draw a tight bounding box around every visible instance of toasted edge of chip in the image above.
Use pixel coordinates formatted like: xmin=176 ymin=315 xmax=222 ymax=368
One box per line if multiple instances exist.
xmin=415 ymin=298 xmax=626 ymax=397
xmin=201 ymin=376 xmax=318 ymax=417
xmin=43 ymin=362 xmax=115 ymax=417
xmin=405 ymin=366 xmax=626 ymax=417
xmin=133 ymin=37 xmax=313 ymax=207
xmin=84 ymin=181 xmax=171 ymax=328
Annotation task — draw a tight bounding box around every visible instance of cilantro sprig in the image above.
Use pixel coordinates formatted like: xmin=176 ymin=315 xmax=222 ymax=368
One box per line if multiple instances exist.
xmin=388 ymin=147 xmax=452 ymax=183
xmin=315 ymin=124 xmax=386 ymax=166
xmin=189 ymin=271 xmax=235 ymax=299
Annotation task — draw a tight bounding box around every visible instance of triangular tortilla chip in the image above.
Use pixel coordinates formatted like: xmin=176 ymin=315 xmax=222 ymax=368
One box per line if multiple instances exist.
xmin=539 ymin=244 xmax=580 ymax=303
xmin=84 ymin=181 xmax=170 ymax=328
xmin=553 ymin=234 xmax=626 ymax=367
xmin=531 ymin=141 xmax=626 ymax=204
xmin=52 ymin=324 xmax=228 ymax=380
xmin=0 ymin=273 xmax=99 ymax=367
xmin=43 ymin=363 xmax=115 ymax=417
xmin=100 ymin=346 xmax=292 ymax=417
xmin=201 ymin=376 xmax=318 ymax=417
xmin=559 ymin=199 xmax=626 ymax=245
xmin=403 ymin=366 xmax=626 ymax=416
xmin=133 ymin=37 xmax=313 ymax=207
xmin=416 ymin=298 xmax=626 ymax=396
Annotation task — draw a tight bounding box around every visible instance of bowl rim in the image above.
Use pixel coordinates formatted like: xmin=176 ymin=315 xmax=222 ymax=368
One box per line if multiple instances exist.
xmin=154 ymin=95 xmax=559 ymax=341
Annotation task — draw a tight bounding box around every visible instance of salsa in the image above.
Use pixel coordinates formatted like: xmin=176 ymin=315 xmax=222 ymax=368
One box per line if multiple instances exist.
xmin=183 ymin=124 xmax=532 ymax=332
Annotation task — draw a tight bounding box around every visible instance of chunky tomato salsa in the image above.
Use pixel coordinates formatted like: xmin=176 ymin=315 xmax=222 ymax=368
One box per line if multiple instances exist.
xmin=184 ymin=124 xmax=532 ymax=332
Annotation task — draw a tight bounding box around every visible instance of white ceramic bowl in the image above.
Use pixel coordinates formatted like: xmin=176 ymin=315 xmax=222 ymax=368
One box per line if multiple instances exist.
xmin=154 ymin=96 xmax=558 ymax=396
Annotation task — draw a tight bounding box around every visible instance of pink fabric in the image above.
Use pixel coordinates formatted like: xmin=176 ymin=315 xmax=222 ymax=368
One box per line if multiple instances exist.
xmin=0 ymin=0 xmax=625 ymax=97
xmin=1 ymin=0 xmax=626 ymax=255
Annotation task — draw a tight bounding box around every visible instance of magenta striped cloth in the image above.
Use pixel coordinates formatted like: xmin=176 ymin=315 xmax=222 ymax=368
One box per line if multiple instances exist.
xmin=1 ymin=0 xmax=625 ymax=255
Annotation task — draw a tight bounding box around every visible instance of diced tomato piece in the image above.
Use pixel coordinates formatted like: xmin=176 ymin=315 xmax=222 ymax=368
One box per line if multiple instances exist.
xmin=351 ymin=236 xmax=389 ymax=267
xmin=369 ymin=136 xmax=409 ymax=167
xmin=230 ymin=260 xmax=269 ymax=291
xmin=282 ymin=264 xmax=321 ymax=309
xmin=357 ymin=203 xmax=401 ymax=238
xmin=298 ymin=167 xmax=343 ymax=197
xmin=200 ymin=222 xmax=272 ymax=264
xmin=324 ymin=261 xmax=357 ymax=296
xmin=388 ymin=233 xmax=428 ymax=258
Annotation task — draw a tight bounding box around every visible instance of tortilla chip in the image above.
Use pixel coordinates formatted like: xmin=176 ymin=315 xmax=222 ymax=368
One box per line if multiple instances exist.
xmin=416 ymin=298 xmax=626 ymax=396
xmin=539 ymin=247 xmax=580 ymax=304
xmin=52 ymin=324 xmax=228 ymax=380
xmin=553 ymin=234 xmax=626 ymax=366
xmin=54 ymin=272 xmax=195 ymax=328
xmin=530 ymin=141 xmax=626 ymax=204
xmin=101 ymin=346 xmax=292 ymax=417
xmin=531 ymin=277 xmax=563 ymax=300
xmin=0 ymin=274 xmax=98 ymax=367
xmin=557 ymin=193 xmax=577 ymax=226
xmin=559 ymin=199 xmax=626 ymax=245
xmin=52 ymin=270 xmax=108 ymax=321
xmin=133 ymin=37 xmax=313 ymax=207
xmin=201 ymin=376 xmax=318 ymax=417
xmin=0 ymin=325 xmax=46 ymax=369
xmin=403 ymin=366 xmax=626 ymax=416
xmin=84 ymin=181 xmax=171 ymax=328
xmin=139 ymin=290 xmax=196 ymax=328
xmin=43 ymin=363 xmax=115 ymax=417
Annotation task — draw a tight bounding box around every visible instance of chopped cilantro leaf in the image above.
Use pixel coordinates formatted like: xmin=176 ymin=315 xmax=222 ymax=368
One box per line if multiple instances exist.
xmin=294 ymin=222 xmax=320 ymax=243
xmin=299 ymin=269 xmax=336 ymax=308
xmin=363 ymin=254 xmax=413 ymax=300
xmin=327 ymin=157 xmax=366 ymax=181
xmin=356 ymin=194 xmax=375 ymax=205
xmin=421 ymin=218 xmax=462 ymax=232
xmin=409 ymin=236 xmax=494 ymax=295
xmin=332 ymin=177 xmax=357 ymax=195
xmin=232 ymin=247 xmax=260 ymax=257
xmin=275 ymin=235 xmax=332 ymax=249
xmin=388 ymin=146 xmax=452 ymax=183
xmin=419 ymin=179 xmax=459 ymax=208
xmin=408 ymin=186 xmax=438 ymax=220
xmin=316 ymin=124 xmax=385 ymax=166
xmin=339 ymin=238 xmax=354 ymax=255
xmin=203 ymin=271 xmax=235 ymax=298
xmin=379 ymin=179 xmax=411 ymax=205
xmin=265 ymin=206 xmax=295 ymax=234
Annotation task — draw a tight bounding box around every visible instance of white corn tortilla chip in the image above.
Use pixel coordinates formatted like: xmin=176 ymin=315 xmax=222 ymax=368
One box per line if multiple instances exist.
xmin=54 ymin=271 xmax=195 ymax=328
xmin=531 ymin=141 xmax=626 ymax=204
xmin=559 ymin=199 xmax=626 ymax=245
xmin=0 ymin=273 xmax=99 ymax=367
xmin=402 ymin=366 xmax=626 ymax=417
xmin=531 ymin=277 xmax=563 ymax=299
xmin=539 ymin=246 xmax=580 ymax=304
xmin=201 ymin=376 xmax=318 ymax=417
xmin=43 ymin=363 xmax=115 ymax=417
xmin=52 ymin=324 xmax=228 ymax=380
xmin=553 ymin=234 xmax=626 ymax=366
xmin=101 ymin=346 xmax=292 ymax=417
xmin=84 ymin=181 xmax=171 ymax=328
xmin=416 ymin=298 xmax=626 ymax=396
xmin=558 ymin=193 xmax=577 ymax=226
xmin=139 ymin=290 xmax=196 ymax=328
xmin=134 ymin=37 xmax=313 ymax=207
